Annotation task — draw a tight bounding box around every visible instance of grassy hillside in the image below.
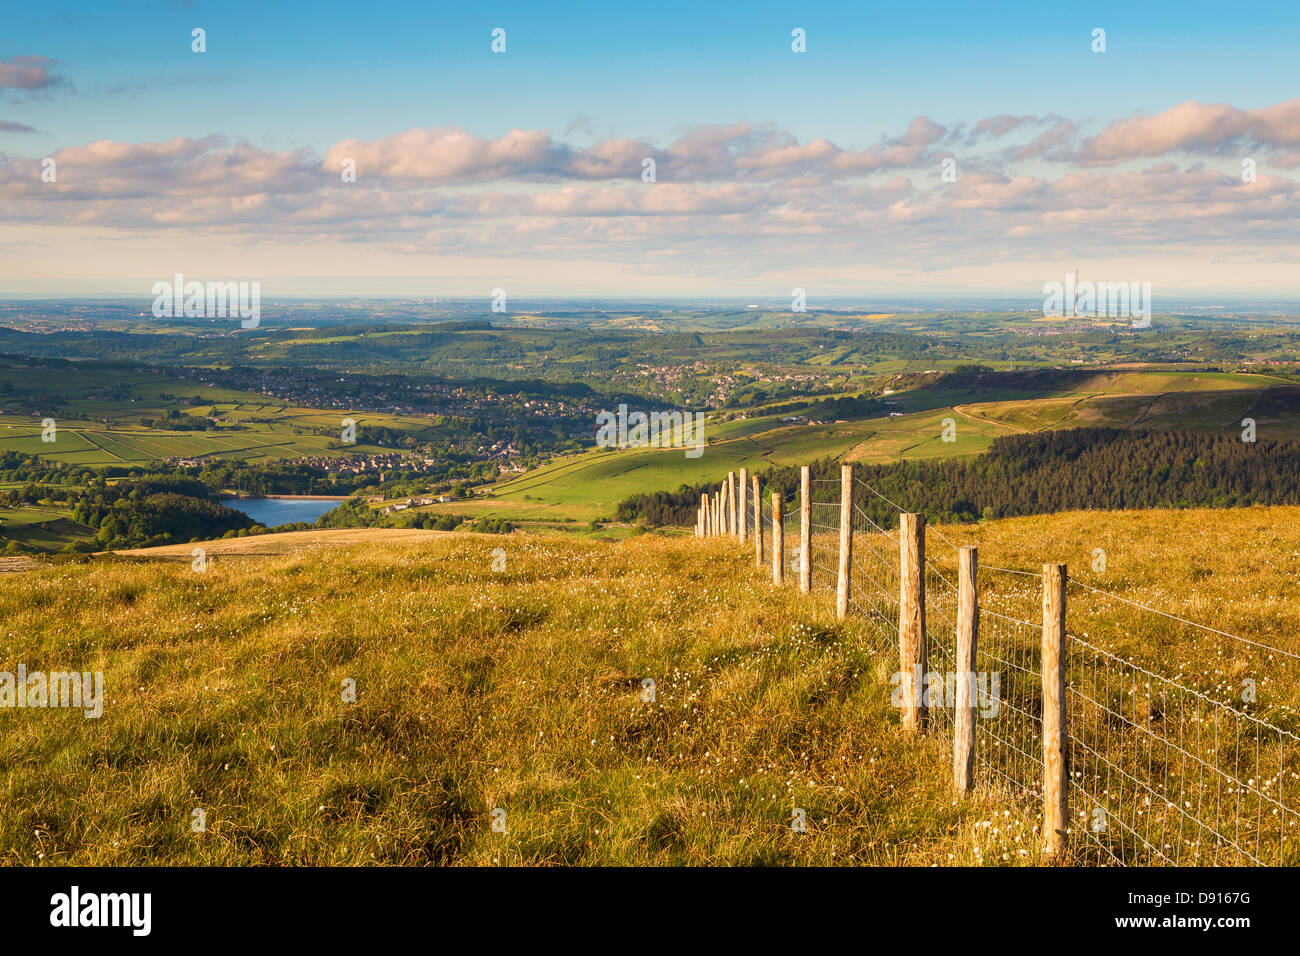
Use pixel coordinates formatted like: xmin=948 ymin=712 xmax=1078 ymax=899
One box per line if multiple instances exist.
xmin=1 ymin=505 xmax=1295 ymax=865
xmin=0 ymin=505 xmax=93 ymax=552
xmin=3 ymin=361 xmax=1295 ymax=538
xmin=0 ymin=405 xmax=430 ymax=466
xmin=415 ymin=370 xmax=1296 ymax=529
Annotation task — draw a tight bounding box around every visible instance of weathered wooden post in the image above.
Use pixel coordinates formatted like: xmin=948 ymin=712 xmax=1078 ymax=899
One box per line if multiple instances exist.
xmin=720 ymin=472 xmax=729 ymax=536
xmin=898 ymin=513 xmax=927 ymax=734
xmin=733 ymin=474 xmax=740 ymax=538
xmin=703 ymin=493 xmax=710 ymax=536
xmin=799 ymin=465 xmax=811 ymax=594
xmin=836 ymin=464 xmax=852 ymax=619
xmin=719 ymin=481 xmax=729 ymax=536
xmin=1042 ymin=562 xmax=1068 ymax=859
xmin=718 ymin=475 xmax=725 ymax=534
xmin=953 ymin=546 xmax=978 ymax=793
xmin=710 ymin=492 xmax=718 ymax=536
xmin=730 ymin=471 xmax=740 ymax=539
xmin=726 ymin=476 xmax=734 ymax=536
xmin=771 ymin=492 xmax=784 ymax=585
xmin=738 ymin=468 xmax=748 ymax=544
xmin=753 ymin=476 xmax=764 ymax=567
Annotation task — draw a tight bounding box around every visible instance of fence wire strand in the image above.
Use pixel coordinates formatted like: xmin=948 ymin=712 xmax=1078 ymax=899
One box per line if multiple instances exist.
xmin=697 ymin=471 xmax=1297 ymax=866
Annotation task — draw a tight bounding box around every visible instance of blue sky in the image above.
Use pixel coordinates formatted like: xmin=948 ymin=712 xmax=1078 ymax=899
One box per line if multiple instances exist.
xmin=2 ymin=1 xmax=1299 ymax=296
xmin=8 ymin=0 xmax=1298 ymax=150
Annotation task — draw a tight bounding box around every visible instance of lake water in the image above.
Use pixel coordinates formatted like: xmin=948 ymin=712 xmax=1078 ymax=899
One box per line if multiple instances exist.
xmin=222 ymin=497 xmax=341 ymax=527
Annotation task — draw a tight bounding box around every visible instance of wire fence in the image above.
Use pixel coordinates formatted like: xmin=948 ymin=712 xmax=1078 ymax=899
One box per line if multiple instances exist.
xmin=1062 ymin=581 xmax=1300 ymax=866
xmin=697 ymin=468 xmax=1300 ymax=866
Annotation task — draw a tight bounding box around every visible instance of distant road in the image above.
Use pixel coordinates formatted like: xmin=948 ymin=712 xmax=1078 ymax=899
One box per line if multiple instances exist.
xmin=950 ymin=403 xmax=1030 ymax=433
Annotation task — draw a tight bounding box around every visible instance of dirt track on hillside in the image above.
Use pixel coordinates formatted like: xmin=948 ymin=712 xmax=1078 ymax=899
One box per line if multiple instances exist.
xmin=115 ymin=527 xmax=445 ymax=560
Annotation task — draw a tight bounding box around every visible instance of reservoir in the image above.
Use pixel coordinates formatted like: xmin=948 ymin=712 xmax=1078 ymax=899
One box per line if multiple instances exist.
xmin=222 ymin=497 xmax=342 ymax=527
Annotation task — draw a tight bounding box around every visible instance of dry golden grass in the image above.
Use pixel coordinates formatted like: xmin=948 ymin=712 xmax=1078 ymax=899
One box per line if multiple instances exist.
xmin=114 ymin=527 xmax=442 ymax=559
xmin=0 ymin=507 xmax=1295 ymax=866
xmin=923 ymin=506 xmax=1300 ymax=865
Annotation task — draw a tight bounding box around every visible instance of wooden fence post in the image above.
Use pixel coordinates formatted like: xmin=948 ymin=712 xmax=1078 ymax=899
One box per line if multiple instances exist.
xmin=718 ymin=475 xmax=725 ymax=535
xmin=753 ymin=476 xmax=764 ymax=568
xmin=734 ymin=475 xmax=741 ymax=539
xmin=836 ymin=464 xmax=852 ymax=619
xmin=726 ymin=475 xmax=735 ymax=536
xmin=730 ymin=472 xmax=739 ymax=536
xmin=799 ymin=466 xmax=811 ymax=593
xmin=718 ymin=473 xmax=727 ymax=536
xmin=898 ymin=512 xmax=927 ymax=734
xmin=723 ymin=480 xmax=732 ymax=536
xmin=771 ymin=492 xmax=784 ymax=585
xmin=716 ymin=481 xmax=724 ymax=537
xmin=710 ymin=492 xmax=718 ymax=537
xmin=953 ymin=546 xmax=978 ymax=793
xmin=738 ymin=468 xmax=748 ymax=544
xmin=1042 ymin=562 xmax=1068 ymax=860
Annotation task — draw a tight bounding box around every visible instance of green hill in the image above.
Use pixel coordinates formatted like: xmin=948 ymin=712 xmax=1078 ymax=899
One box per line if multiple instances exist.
xmin=1 ymin=503 xmax=1295 ymax=865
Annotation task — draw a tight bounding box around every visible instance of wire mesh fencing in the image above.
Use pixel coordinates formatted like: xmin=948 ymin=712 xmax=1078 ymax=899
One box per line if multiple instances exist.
xmin=847 ymin=499 xmax=900 ymax=653
xmin=1063 ymin=580 xmax=1300 ymax=866
xmin=693 ymin=469 xmax=1299 ymax=865
xmin=809 ymin=478 xmax=840 ymax=596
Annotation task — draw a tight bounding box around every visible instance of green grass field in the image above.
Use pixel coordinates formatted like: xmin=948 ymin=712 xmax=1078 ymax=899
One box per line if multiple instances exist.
xmin=1 ymin=504 xmax=1294 ymax=865
xmin=0 ymin=364 xmax=449 ymax=466
xmin=4 ymin=362 xmax=1296 ymax=537
xmin=0 ymin=505 xmax=94 ymax=552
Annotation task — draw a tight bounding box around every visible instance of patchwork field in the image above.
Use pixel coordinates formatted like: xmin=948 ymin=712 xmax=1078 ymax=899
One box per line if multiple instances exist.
xmin=413 ymin=370 xmax=1295 ymax=528
xmin=4 ymin=361 xmax=1297 ymax=540
xmin=0 ymin=505 xmax=92 ymax=552
xmin=0 ymin=411 xmax=432 ymax=466
xmin=0 ymin=364 xmax=454 ymax=466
